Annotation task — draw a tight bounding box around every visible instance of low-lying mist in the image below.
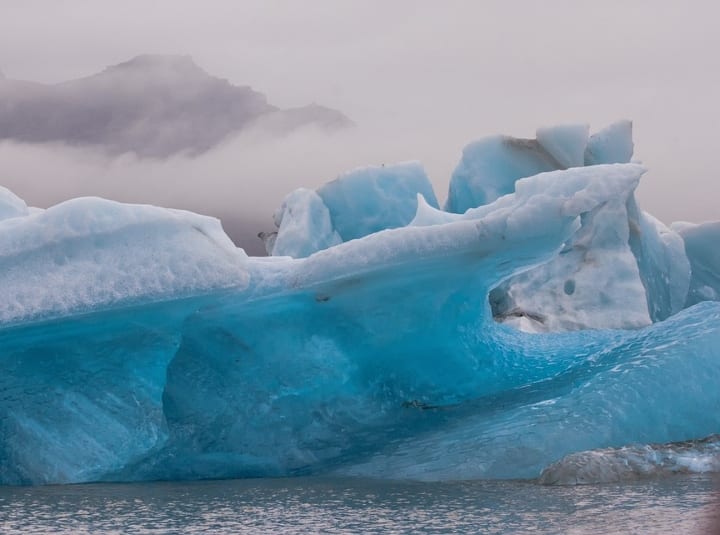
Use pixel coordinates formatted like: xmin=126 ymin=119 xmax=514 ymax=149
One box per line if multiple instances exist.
xmin=0 ymin=118 xmax=715 ymax=256
xmin=0 ymin=123 xmax=467 ymax=255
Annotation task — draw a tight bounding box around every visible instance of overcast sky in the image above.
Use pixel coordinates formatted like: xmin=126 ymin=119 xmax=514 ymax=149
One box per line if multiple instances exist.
xmin=1 ymin=0 xmax=718 ymax=252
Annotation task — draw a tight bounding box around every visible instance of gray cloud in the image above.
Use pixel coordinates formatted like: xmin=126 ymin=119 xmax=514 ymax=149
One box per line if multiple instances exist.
xmin=0 ymin=123 xmax=457 ymax=255
xmin=0 ymin=54 xmax=350 ymax=157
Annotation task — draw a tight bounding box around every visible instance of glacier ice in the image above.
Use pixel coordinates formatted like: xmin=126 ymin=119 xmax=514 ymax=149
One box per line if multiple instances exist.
xmin=584 ymin=120 xmax=634 ymax=165
xmin=0 ymin=186 xmax=28 ymax=221
xmin=445 ymin=135 xmax=560 ymax=213
xmin=490 ymin=165 xmax=651 ymax=332
xmin=442 ymin=121 xmax=692 ymax=331
xmin=673 ymin=221 xmax=720 ymax=306
xmin=536 ymin=123 xmax=589 ymax=168
xmin=335 ymin=302 xmax=720 ymax=481
xmin=446 ymin=121 xmax=633 ymax=215
xmin=269 ymin=162 xmax=439 ymax=257
xmin=0 ymin=197 xmax=249 ymax=324
xmin=270 ymin=188 xmax=341 ymax=258
xmin=0 ymin=121 xmax=719 ymax=486
xmin=627 ymin=201 xmax=691 ymax=322
xmin=316 ymin=161 xmax=439 ymax=242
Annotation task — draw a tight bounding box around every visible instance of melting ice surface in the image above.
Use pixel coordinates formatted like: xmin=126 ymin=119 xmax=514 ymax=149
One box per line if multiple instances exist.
xmin=1 ymin=122 xmax=719 ymax=486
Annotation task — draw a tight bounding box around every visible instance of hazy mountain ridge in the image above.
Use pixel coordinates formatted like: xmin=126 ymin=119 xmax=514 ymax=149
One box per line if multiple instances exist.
xmin=0 ymin=54 xmax=353 ymax=157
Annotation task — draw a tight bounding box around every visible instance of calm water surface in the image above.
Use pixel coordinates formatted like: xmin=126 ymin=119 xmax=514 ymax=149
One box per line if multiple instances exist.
xmin=1 ymin=475 xmax=719 ymax=534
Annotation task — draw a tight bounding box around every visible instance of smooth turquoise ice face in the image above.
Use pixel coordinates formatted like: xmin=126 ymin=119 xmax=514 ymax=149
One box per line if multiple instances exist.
xmin=1 ymin=282 xmax=719 ymax=485
xmin=0 ymin=298 xmax=210 ymax=485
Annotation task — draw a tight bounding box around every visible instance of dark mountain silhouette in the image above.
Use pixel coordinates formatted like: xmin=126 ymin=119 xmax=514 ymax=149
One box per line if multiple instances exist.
xmin=0 ymin=54 xmax=353 ymax=157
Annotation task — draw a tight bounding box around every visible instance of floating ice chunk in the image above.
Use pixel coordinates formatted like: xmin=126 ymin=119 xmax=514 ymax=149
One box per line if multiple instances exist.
xmin=584 ymin=120 xmax=634 ymax=165
xmin=445 ymin=136 xmax=560 ymax=213
xmin=538 ymin=434 xmax=720 ymax=485
xmin=270 ymin=188 xmax=341 ymax=258
xmin=0 ymin=185 xmax=29 ymax=221
xmin=0 ymin=196 xmax=249 ymax=324
xmin=673 ymin=220 xmax=720 ymax=305
xmin=317 ymin=161 xmax=439 ymax=242
xmin=536 ymin=123 xmax=589 ymax=168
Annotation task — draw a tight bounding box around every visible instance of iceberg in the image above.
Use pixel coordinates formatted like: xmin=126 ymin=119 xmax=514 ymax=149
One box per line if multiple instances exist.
xmin=1 ymin=122 xmax=719 ymax=486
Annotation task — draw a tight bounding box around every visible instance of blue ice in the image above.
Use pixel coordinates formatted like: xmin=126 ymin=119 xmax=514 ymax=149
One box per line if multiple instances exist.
xmin=1 ymin=122 xmax=718 ymax=486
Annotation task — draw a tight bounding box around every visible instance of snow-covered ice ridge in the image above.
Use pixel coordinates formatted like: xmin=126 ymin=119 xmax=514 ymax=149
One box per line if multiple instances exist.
xmin=1 ymin=122 xmax=719 ymax=486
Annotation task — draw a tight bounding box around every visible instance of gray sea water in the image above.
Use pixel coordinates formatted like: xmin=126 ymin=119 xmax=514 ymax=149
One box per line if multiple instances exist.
xmin=1 ymin=475 xmax=719 ymax=534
